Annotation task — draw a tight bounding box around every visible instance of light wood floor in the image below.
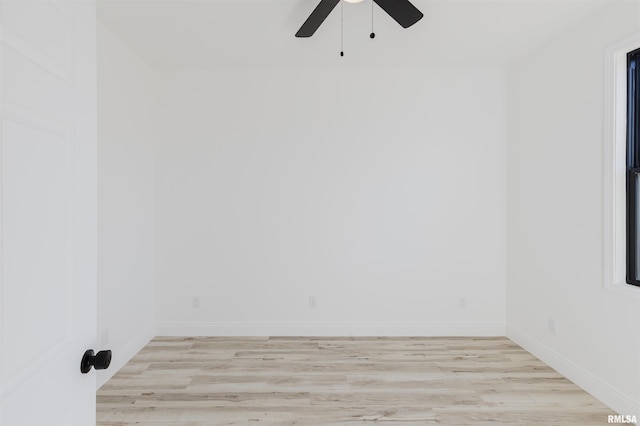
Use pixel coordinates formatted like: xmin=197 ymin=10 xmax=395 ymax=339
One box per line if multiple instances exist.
xmin=97 ymin=337 xmax=612 ymax=425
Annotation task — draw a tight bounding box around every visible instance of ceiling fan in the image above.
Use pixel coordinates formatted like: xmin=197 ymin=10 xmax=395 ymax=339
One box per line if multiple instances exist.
xmin=295 ymin=0 xmax=423 ymax=38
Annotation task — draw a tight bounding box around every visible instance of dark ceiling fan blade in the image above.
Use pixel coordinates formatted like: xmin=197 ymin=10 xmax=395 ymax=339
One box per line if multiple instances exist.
xmin=295 ymin=0 xmax=340 ymax=37
xmin=373 ymin=0 xmax=423 ymax=28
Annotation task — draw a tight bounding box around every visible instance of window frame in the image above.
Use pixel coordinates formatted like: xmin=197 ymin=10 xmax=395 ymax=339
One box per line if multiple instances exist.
xmin=604 ymin=33 xmax=640 ymax=292
xmin=626 ymin=47 xmax=640 ymax=287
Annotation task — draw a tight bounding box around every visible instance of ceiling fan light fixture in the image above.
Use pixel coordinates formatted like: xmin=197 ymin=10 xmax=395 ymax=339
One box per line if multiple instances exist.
xmin=295 ymin=0 xmax=422 ymax=38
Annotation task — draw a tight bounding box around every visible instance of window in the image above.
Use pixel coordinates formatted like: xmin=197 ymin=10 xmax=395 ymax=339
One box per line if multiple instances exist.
xmin=626 ymin=47 xmax=640 ymax=286
xmin=604 ymin=35 xmax=640 ymax=290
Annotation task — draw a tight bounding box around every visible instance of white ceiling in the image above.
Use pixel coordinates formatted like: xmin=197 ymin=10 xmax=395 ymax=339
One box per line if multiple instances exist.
xmin=97 ymin=0 xmax=616 ymax=68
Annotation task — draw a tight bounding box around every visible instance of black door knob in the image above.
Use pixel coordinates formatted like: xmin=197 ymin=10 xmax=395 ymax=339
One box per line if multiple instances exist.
xmin=80 ymin=349 xmax=112 ymax=374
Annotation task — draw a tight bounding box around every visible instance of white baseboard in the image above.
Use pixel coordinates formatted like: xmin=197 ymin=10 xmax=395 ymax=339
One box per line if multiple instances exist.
xmin=156 ymin=321 xmax=505 ymax=337
xmin=507 ymin=324 xmax=640 ymax=418
xmin=96 ymin=323 xmax=155 ymax=390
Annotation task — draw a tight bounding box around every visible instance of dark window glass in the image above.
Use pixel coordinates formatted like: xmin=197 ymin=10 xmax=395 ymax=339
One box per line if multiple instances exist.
xmin=626 ymin=47 xmax=640 ymax=286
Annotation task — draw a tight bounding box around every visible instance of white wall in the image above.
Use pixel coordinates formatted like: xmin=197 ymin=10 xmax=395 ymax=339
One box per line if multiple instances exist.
xmin=97 ymin=23 xmax=156 ymax=388
xmin=155 ymin=68 xmax=507 ymax=336
xmin=507 ymin=0 xmax=640 ymax=417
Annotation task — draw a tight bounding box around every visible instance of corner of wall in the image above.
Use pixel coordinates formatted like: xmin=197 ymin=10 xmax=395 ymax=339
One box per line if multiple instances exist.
xmin=507 ymin=325 xmax=640 ymax=417
xmin=97 ymin=21 xmax=159 ymax=389
xmin=96 ymin=325 xmax=155 ymax=390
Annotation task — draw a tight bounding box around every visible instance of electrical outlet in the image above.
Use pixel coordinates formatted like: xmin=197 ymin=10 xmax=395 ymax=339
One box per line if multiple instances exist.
xmin=192 ymin=296 xmax=200 ymax=309
xmin=547 ymin=317 xmax=557 ymax=335
xmin=457 ymin=297 xmax=466 ymax=309
xmin=308 ymin=296 xmax=316 ymax=309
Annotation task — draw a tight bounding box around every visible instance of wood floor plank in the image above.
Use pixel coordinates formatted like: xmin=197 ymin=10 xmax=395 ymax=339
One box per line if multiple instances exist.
xmin=97 ymin=337 xmax=613 ymax=425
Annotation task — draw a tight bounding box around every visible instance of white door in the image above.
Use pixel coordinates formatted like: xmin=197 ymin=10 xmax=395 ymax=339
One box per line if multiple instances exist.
xmin=0 ymin=1 xmax=97 ymax=425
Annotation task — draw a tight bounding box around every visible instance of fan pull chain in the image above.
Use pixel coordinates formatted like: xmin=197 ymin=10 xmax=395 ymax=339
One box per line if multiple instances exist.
xmin=370 ymin=0 xmax=375 ymax=39
xmin=340 ymin=0 xmax=344 ymax=56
